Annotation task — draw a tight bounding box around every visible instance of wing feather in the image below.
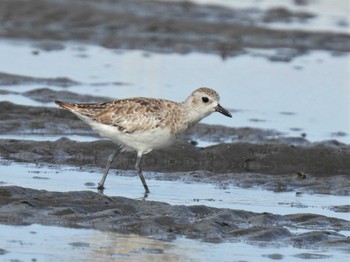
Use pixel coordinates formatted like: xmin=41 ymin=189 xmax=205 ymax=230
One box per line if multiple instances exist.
xmin=91 ymin=98 xmax=175 ymax=133
xmin=57 ymin=98 xmax=179 ymax=133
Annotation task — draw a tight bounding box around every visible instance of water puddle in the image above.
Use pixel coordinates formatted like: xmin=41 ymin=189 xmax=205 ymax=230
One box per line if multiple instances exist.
xmin=0 ymin=134 xmax=221 ymax=148
xmin=0 ymin=223 xmax=346 ymax=262
xmin=0 ymin=40 xmax=348 ymax=144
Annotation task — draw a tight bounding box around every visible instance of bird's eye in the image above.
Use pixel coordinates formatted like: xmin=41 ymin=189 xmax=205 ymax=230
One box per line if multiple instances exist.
xmin=202 ymin=97 xmax=209 ymax=103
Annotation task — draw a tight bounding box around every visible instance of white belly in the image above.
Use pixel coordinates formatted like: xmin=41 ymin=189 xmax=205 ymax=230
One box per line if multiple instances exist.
xmin=89 ymin=122 xmax=174 ymax=154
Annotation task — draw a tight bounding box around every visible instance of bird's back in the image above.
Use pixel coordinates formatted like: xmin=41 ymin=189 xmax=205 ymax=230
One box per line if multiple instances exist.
xmin=55 ymin=98 xmax=182 ymax=134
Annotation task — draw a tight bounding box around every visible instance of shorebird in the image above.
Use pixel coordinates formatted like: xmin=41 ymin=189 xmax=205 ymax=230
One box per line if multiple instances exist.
xmin=55 ymin=87 xmax=232 ymax=193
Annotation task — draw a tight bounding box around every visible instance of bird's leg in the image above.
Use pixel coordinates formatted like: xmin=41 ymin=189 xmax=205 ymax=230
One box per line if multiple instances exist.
xmin=98 ymin=149 xmax=121 ymax=190
xmin=135 ymin=153 xmax=150 ymax=193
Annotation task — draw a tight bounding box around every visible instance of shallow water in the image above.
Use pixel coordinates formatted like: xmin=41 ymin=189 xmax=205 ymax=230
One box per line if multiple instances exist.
xmin=1 ymin=223 xmax=347 ymax=262
xmin=1 ymin=160 xmax=349 ymax=223
xmin=0 ymin=134 xmax=101 ymax=142
xmin=1 ymin=160 xmax=349 ymax=261
xmin=0 ymin=40 xmax=349 ymax=144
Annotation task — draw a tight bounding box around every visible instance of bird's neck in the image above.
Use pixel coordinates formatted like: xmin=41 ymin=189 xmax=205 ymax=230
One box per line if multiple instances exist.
xmin=174 ymin=102 xmax=209 ymax=134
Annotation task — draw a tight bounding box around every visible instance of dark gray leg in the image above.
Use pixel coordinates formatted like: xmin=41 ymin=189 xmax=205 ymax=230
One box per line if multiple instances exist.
xmin=98 ymin=149 xmax=121 ymax=190
xmin=135 ymin=153 xmax=150 ymax=193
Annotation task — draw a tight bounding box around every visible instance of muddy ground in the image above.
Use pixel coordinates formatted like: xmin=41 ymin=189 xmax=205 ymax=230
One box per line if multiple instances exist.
xmin=0 ymin=186 xmax=349 ymax=251
xmin=0 ymin=101 xmax=349 ymax=249
xmin=0 ymin=0 xmax=349 ymax=254
xmin=0 ymin=0 xmax=349 ymax=58
xmin=1 ymin=101 xmax=350 ymax=180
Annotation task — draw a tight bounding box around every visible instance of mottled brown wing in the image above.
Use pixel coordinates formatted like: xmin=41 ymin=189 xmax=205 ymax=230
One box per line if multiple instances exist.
xmin=55 ymin=100 xmax=116 ymax=118
xmin=93 ymin=98 xmax=172 ymax=133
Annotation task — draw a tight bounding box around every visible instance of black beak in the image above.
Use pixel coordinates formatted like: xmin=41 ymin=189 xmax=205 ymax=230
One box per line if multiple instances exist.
xmin=215 ymin=104 xmax=232 ymax=118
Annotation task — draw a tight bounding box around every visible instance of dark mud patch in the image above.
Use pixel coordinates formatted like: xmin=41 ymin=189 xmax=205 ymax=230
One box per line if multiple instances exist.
xmin=0 ymin=0 xmax=349 ymax=58
xmin=1 ymin=137 xmax=349 ymax=178
xmin=294 ymin=253 xmax=333 ymax=259
xmin=31 ymin=40 xmax=66 ymax=52
xmin=262 ymin=8 xmax=315 ymax=23
xmin=0 ymin=101 xmax=93 ymax=136
xmin=330 ymin=205 xmax=350 ymax=213
xmin=0 ymin=88 xmax=110 ymax=104
xmin=23 ymin=88 xmax=111 ymax=103
xmin=0 ymin=72 xmax=79 ymax=87
xmin=0 ymin=186 xmax=348 ymax=248
xmin=0 ymin=138 xmax=349 ymax=195
xmin=0 ymin=248 xmax=8 ymax=255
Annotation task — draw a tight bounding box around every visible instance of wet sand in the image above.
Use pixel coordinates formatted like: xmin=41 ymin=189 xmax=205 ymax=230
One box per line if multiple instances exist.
xmin=0 ymin=0 xmax=349 ymax=258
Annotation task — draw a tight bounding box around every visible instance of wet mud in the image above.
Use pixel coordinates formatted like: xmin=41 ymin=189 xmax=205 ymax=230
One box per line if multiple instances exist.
xmin=0 ymin=186 xmax=349 ymax=249
xmin=0 ymin=0 xmax=349 ymax=59
xmin=1 ymin=102 xmax=350 ymax=184
xmin=0 ymin=72 xmax=79 ymax=87
xmin=0 ymin=0 xmax=349 ymax=256
xmin=1 ymin=138 xmax=350 ymax=196
xmin=0 ymin=102 xmax=349 ymax=251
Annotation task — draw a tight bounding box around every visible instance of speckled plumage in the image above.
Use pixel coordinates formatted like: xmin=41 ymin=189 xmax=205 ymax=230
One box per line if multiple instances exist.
xmin=55 ymin=87 xmax=231 ymax=193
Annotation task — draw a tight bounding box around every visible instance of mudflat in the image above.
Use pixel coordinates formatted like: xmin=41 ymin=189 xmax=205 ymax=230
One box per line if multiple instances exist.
xmin=0 ymin=101 xmax=349 ymax=249
xmin=0 ymin=0 xmax=349 ymax=258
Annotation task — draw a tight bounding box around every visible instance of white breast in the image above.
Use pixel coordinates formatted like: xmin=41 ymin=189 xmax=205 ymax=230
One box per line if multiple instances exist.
xmin=89 ymin=121 xmax=174 ymax=154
